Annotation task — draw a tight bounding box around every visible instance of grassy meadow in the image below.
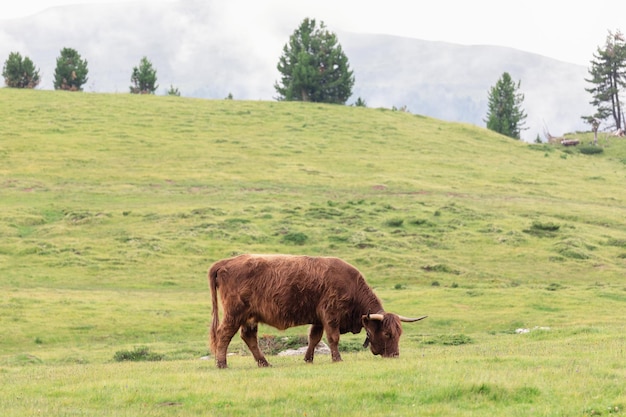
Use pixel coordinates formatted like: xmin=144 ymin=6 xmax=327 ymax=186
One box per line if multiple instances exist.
xmin=1 ymin=88 xmax=626 ymax=416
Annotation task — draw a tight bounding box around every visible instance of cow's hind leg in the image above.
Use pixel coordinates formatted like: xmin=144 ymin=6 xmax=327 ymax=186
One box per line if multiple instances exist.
xmin=240 ymin=322 xmax=270 ymax=367
xmin=304 ymin=324 xmax=324 ymax=363
xmin=214 ymin=320 xmax=240 ymax=369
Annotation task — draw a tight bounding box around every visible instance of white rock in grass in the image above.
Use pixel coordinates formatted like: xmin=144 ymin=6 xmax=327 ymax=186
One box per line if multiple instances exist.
xmin=278 ymin=341 xmax=330 ymax=356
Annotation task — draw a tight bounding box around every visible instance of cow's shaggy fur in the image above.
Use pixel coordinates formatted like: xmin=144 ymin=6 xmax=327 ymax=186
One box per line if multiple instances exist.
xmin=208 ymin=254 xmax=418 ymax=368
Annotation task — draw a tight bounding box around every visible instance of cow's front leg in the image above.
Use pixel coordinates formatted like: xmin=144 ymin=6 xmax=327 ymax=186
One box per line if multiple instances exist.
xmin=240 ymin=323 xmax=270 ymax=367
xmin=304 ymin=324 xmax=324 ymax=363
xmin=324 ymin=325 xmax=342 ymax=362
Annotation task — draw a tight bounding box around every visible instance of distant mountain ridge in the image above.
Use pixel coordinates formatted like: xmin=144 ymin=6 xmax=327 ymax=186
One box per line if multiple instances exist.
xmin=341 ymin=33 xmax=593 ymax=140
xmin=0 ymin=1 xmax=593 ymax=140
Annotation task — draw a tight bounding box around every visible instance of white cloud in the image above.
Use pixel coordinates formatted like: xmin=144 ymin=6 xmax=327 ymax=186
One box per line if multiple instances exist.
xmin=4 ymin=0 xmax=626 ymax=65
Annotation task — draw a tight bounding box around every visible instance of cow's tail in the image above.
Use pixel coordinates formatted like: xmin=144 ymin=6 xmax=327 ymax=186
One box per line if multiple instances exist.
xmin=208 ymin=263 xmax=221 ymax=355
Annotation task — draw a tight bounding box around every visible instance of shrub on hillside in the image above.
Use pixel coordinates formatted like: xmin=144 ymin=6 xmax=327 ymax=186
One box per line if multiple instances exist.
xmin=524 ymin=221 xmax=560 ymax=237
xmin=421 ymin=263 xmax=460 ymax=274
xmin=579 ymin=145 xmax=604 ymax=155
xmin=385 ymin=218 xmax=404 ymax=227
xmin=605 ymin=238 xmax=626 ymax=248
xmin=113 ymin=346 xmax=163 ymax=362
xmin=421 ymin=334 xmax=473 ymax=346
xmin=282 ymin=231 xmax=308 ymax=245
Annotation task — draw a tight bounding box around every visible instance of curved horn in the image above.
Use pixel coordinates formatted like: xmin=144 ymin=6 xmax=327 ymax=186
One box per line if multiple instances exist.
xmin=367 ymin=313 xmax=384 ymax=321
xmin=398 ymin=315 xmax=428 ymax=322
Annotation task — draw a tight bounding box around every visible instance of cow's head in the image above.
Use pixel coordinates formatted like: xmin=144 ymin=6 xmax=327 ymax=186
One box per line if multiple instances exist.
xmin=361 ymin=313 xmax=427 ymax=358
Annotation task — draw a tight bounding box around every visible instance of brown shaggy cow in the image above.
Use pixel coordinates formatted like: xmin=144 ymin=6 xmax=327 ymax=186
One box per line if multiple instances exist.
xmin=208 ymin=254 xmax=426 ymax=368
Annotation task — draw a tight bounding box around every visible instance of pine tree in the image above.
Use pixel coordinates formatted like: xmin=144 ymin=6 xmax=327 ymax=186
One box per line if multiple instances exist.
xmin=274 ymin=18 xmax=355 ymax=104
xmin=166 ymin=85 xmax=181 ymax=96
xmin=2 ymin=52 xmax=40 ymax=89
xmin=584 ymin=30 xmax=626 ymax=132
xmin=484 ymin=72 xmax=527 ymax=139
xmin=53 ymin=47 xmax=89 ymax=91
xmin=130 ymin=56 xmax=158 ymax=94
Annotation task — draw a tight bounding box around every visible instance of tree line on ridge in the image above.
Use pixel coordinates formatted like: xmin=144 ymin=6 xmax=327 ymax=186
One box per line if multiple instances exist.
xmin=3 ymin=19 xmax=624 ymax=142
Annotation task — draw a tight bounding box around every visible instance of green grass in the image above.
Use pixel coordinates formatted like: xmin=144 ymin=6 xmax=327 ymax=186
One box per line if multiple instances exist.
xmin=1 ymin=89 xmax=626 ymax=416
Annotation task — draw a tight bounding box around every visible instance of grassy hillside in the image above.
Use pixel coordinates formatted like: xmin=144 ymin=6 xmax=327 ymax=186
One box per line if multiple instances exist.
xmin=1 ymin=89 xmax=626 ymax=416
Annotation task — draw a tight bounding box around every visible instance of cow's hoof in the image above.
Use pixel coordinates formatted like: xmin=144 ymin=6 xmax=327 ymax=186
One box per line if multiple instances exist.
xmin=257 ymin=359 xmax=270 ymax=367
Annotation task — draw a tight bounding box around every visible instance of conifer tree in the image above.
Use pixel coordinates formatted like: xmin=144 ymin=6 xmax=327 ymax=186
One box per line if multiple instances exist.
xmin=130 ymin=56 xmax=158 ymax=94
xmin=584 ymin=30 xmax=626 ymax=132
xmin=275 ymin=18 xmax=354 ymax=104
xmin=53 ymin=47 xmax=88 ymax=91
xmin=2 ymin=52 xmax=40 ymax=89
xmin=484 ymin=72 xmax=527 ymax=139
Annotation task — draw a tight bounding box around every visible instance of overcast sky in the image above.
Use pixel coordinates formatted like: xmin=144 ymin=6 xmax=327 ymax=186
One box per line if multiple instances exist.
xmin=3 ymin=0 xmax=626 ymax=66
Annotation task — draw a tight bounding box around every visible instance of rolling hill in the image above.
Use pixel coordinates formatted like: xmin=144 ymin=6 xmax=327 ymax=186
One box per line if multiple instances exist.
xmin=1 ymin=89 xmax=626 ymax=416
xmin=2 ymin=88 xmax=625 ymax=290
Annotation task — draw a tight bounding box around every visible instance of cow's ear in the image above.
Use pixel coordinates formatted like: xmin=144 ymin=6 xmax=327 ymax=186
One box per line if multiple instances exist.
xmin=362 ymin=315 xmax=379 ymax=331
xmin=361 ymin=315 xmax=372 ymax=348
